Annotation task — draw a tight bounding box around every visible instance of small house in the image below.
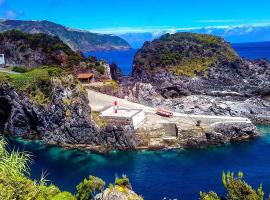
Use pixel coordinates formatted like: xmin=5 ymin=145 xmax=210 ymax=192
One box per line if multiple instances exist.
xmin=77 ymin=73 xmax=94 ymax=83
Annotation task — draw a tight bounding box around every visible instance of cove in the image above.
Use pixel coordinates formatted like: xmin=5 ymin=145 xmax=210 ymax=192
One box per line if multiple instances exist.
xmin=7 ymin=125 xmax=270 ymax=200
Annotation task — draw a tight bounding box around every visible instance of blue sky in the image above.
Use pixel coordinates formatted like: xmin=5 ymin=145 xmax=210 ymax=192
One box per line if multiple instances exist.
xmin=0 ymin=0 xmax=270 ymax=33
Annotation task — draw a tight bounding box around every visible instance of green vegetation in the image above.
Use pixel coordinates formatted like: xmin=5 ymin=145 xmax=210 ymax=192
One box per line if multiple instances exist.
xmin=0 ymin=136 xmax=142 ymax=200
xmin=0 ymin=66 xmax=65 ymax=105
xmin=102 ymin=80 xmax=119 ymax=90
xmin=115 ymin=175 xmax=132 ymax=189
xmin=136 ymin=32 xmax=239 ymax=77
xmin=200 ymin=171 xmax=266 ymax=200
xmin=91 ymin=111 xmax=107 ymax=128
xmin=0 ymin=30 xmax=83 ymax=66
xmin=11 ymin=66 xmax=30 ymax=73
xmin=86 ymin=56 xmax=106 ymax=74
xmin=0 ymin=137 xmax=76 ymax=200
xmin=76 ymin=175 xmax=105 ymax=200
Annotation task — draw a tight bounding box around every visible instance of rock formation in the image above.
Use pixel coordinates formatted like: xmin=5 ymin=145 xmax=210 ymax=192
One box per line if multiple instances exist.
xmin=118 ymin=32 xmax=270 ymax=124
xmin=0 ymin=30 xmax=82 ymax=68
xmin=0 ymin=70 xmax=138 ymax=152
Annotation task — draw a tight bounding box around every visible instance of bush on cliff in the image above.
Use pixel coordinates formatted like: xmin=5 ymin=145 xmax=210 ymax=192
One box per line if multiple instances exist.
xmin=0 ymin=137 xmax=143 ymax=200
xmin=200 ymin=171 xmax=265 ymax=200
xmin=0 ymin=66 xmax=66 ymax=105
xmin=115 ymin=175 xmax=132 ymax=189
xmin=0 ymin=30 xmax=83 ymax=67
xmin=133 ymin=32 xmax=239 ymax=77
xmin=11 ymin=66 xmax=30 ymax=73
xmin=0 ymin=137 xmax=76 ymax=200
xmin=76 ymin=175 xmax=105 ymax=200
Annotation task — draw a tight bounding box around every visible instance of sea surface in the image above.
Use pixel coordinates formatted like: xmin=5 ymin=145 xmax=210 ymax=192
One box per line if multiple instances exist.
xmin=7 ymin=125 xmax=270 ymax=200
xmin=85 ymin=41 xmax=270 ymax=75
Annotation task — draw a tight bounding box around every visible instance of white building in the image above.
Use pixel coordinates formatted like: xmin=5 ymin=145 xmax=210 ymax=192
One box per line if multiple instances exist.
xmin=100 ymin=106 xmax=145 ymax=129
xmin=0 ymin=54 xmax=5 ymax=66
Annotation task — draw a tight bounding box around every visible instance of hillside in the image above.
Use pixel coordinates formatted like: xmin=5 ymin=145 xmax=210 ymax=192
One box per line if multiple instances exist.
xmin=0 ymin=19 xmax=131 ymax=52
xmin=132 ymin=32 xmax=239 ymax=78
xmin=131 ymin=32 xmax=270 ymax=96
xmin=0 ymin=30 xmax=83 ymax=67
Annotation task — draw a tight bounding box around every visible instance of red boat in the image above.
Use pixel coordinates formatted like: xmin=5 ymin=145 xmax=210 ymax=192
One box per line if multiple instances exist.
xmin=156 ymin=108 xmax=173 ymax=117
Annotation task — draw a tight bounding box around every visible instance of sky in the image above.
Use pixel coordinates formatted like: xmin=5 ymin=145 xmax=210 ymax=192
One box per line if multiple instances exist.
xmin=0 ymin=0 xmax=270 ymax=33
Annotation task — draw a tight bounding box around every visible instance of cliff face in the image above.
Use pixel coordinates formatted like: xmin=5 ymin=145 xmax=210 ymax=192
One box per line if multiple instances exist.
xmin=132 ymin=32 xmax=270 ymax=97
xmin=117 ymin=33 xmax=270 ymax=123
xmin=0 ymin=20 xmax=131 ymax=52
xmin=0 ymin=30 xmax=83 ymax=68
xmin=0 ymin=68 xmax=138 ymax=152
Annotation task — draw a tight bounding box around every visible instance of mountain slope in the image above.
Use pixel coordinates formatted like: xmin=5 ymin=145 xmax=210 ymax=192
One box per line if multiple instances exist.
xmin=0 ymin=20 xmax=131 ymax=52
xmin=0 ymin=30 xmax=82 ymax=67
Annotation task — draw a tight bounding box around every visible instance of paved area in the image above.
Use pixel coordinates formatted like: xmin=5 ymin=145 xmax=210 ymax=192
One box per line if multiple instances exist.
xmin=87 ymin=89 xmax=251 ymax=129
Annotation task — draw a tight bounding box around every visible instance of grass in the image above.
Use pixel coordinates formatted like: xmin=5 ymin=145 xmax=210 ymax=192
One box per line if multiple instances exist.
xmin=0 ymin=66 xmax=64 ymax=105
xmin=139 ymin=32 xmax=239 ymax=78
xmin=0 ymin=137 xmax=76 ymax=199
xmin=91 ymin=111 xmax=107 ymax=128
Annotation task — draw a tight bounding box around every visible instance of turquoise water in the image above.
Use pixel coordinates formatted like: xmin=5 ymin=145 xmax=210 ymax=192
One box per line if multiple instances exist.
xmin=7 ymin=125 xmax=270 ymax=200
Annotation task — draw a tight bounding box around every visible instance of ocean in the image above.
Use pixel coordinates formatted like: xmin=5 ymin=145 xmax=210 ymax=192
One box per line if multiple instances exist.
xmin=85 ymin=41 xmax=270 ymax=76
xmin=8 ymin=125 xmax=270 ymax=200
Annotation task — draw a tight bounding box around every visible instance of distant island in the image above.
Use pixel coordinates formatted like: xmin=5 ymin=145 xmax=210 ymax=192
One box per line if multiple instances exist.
xmin=0 ymin=19 xmax=131 ymax=52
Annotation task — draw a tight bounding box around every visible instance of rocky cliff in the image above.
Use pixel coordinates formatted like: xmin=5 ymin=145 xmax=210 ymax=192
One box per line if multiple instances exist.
xmin=0 ymin=30 xmax=83 ymax=68
xmin=0 ymin=19 xmax=131 ymax=52
xmin=0 ymin=67 xmax=138 ymax=152
xmin=118 ymin=32 xmax=270 ymax=123
xmin=132 ymin=32 xmax=269 ymax=97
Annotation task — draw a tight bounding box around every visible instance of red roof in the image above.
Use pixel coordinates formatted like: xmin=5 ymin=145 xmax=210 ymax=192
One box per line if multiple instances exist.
xmin=77 ymin=73 xmax=94 ymax=79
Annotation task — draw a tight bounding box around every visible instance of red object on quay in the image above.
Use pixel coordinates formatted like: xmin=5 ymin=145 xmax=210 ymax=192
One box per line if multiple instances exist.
xmin=114 ymin=101 xmax=118 ymax=113
xmin=156 ymin=108 xmax=173 ymax=117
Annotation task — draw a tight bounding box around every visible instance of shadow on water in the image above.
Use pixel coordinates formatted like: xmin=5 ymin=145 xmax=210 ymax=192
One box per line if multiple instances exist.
xmin=5 ymin=125 xmax=270 ymax=200
xmin=0 ymin=97 xmax=11 ymax=133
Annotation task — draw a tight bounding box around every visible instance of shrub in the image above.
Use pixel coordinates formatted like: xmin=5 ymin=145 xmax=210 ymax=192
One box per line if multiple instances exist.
xmin=95 ymin=64 xmax=105 ymax=75
xmin=200 ymin=171 xmax=265 ymax=200
xmin=115 ymin=175 xmax=132 ymax=189
xmin=12 ymin=66 xmax=29 ymax=73
xmin=76 ymin=175 xmax=105 ymax=200
xmin=91 ymin=111 xmax=107 ymax=128
xmin=0 ymin=66 xmax=65 ymax=105
xmin=0 ymin=137 xmax=76 ymax=200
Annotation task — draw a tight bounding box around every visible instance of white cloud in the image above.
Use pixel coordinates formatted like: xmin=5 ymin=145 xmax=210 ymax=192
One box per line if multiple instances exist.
xmin=86 ymin=22 xmax=270 ymax=37
xmin=196 ymin=19 xmax=243 ymax=23
xmin=5 ymin=10 xmax=16 ymax=19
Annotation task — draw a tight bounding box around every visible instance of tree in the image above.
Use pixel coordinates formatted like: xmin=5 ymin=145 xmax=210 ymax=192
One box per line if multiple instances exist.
xmin=76 ymin=175 xmax=105 ymax=200
xmin=222 ymin=171 xmax=264 ymax=200
xmin=200 ymin=171 xmax=265 ymax=200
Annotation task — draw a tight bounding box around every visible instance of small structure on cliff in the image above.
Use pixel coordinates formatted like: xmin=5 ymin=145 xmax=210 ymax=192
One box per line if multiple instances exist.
xmin=77 ymin=73 xmax=94 ymax=83
xmin=100 ymin=106 xmax=145 ymax=129
xmin=0 ymin=54 xmax=5 ymax=67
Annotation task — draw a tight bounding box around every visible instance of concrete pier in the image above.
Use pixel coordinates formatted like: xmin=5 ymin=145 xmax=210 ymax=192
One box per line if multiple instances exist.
xmin=87 ymin=89 xmax=257 ymax=149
